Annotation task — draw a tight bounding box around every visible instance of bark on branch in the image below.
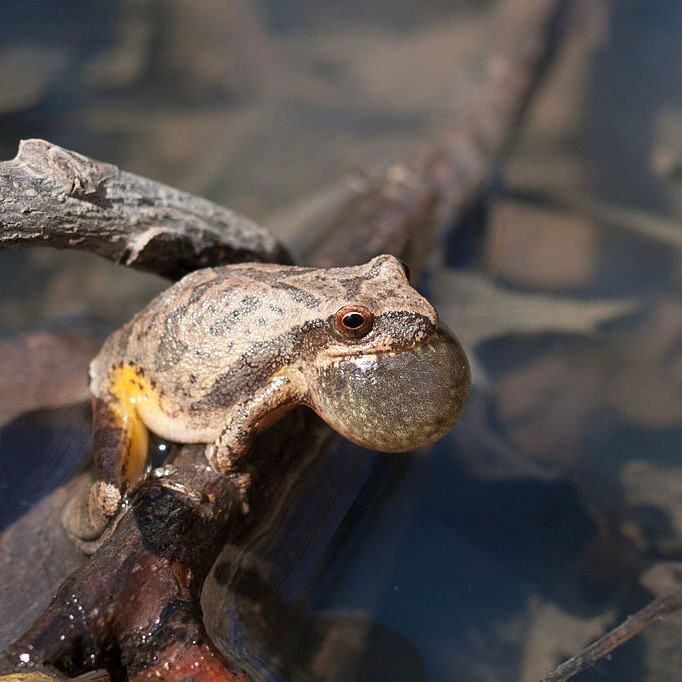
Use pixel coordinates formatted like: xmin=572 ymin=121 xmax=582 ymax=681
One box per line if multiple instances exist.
xmin=0 ymin=139 xmax=290 ymax=280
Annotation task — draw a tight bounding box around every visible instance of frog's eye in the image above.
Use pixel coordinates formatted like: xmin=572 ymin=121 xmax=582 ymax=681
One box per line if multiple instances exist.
xmin=333 ymin=305 xmax=374 ymax=339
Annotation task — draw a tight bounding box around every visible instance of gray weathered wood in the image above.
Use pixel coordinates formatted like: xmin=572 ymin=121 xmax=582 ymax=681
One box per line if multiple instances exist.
xmin=0 ymin=139 xmax=290 ymax=280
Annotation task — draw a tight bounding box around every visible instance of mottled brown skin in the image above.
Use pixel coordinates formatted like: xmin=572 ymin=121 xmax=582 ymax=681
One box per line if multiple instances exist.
xmin=66 ymin=255 xmax=470 ymax=542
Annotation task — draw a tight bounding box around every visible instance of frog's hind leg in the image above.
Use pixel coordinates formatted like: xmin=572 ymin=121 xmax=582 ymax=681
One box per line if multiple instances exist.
xmin=94 ymin=383 xmax=150 ymax=491
xmin=64 ymin=392 xmax=149 ymax=544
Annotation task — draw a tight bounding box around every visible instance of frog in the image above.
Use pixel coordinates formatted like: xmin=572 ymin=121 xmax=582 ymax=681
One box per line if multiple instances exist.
xmin=65 ymin=254 xmax=470 ymax=542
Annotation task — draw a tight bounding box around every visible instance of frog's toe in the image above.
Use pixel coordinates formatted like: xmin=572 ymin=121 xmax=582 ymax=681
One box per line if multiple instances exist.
xmin=62 ymin=480 xmax=122 ymax=546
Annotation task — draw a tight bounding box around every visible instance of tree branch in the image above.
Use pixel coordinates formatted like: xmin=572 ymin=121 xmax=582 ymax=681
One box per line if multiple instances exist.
xmin=0 ymin=139 xmax=290 ymax=280
xmin=538 ymin=587 xmax=682 ymax=681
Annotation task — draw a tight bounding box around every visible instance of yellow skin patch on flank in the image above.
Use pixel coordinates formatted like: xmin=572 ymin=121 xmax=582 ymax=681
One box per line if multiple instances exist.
xmin=107 ymin=364 xmax=165 ymax=486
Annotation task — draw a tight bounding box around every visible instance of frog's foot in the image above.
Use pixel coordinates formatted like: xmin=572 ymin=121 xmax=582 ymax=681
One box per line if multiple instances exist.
xmin=207 ymin=376 xmax=302 ymax=474
xmin=205 ymin=401 xmax=258 ymax=474
xmin=62 ymin=389 xmax=150 ymax=551
xmin=62 ymin=479 xmax=122 ymax=549
xmin=205 ymin=440 xmax=242 ymax=475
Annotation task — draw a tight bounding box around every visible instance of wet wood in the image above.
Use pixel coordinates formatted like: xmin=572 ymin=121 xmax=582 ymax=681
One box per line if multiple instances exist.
xmin=1 ymin=409 xmax=336 ymax=680
xmin=538 ymin=585 xmax=682 ymax=681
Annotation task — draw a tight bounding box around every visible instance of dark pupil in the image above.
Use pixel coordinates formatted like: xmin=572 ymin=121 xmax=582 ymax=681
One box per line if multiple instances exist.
xmin=342 ymin=312 xmax=365 ymax=329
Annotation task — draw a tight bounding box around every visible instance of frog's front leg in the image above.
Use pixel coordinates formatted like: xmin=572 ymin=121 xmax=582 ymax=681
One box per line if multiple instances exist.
xmin=207 ymin=374 xmax=306 ymax=474
xmin=65 ymin=378 xmax=150 ymax=542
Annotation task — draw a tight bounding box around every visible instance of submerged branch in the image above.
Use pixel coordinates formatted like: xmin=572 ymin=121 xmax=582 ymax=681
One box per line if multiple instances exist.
xmin=276 ymin=0 xmax=570 ymax=269
xmin=539 ymin=588 xmax=682 ymax=681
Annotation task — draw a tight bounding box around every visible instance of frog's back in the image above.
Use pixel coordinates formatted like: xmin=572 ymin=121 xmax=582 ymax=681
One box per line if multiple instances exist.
xmin=89 ymin=263 xmax=326 ymax=412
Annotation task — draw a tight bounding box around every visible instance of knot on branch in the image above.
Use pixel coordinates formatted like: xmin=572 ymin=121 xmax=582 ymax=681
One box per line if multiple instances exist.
xmin=17 ymin=139 xmax=118 ymax=200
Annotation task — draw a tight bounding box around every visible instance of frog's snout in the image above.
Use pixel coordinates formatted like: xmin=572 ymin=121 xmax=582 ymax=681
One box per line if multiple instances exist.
xmin=309 ymin=327 xmax=470 ymax=452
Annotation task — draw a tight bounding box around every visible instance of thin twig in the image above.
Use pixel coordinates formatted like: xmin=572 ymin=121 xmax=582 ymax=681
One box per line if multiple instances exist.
xmin=538 ymin=588 xmax=682 ymax=681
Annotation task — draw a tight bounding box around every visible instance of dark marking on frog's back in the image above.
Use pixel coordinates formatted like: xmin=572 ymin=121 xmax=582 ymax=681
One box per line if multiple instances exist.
xmin=271 ymin=281 xmax=321 ymax=308
xmin=209 ymin=295 xmax=262 ymax=336
xmin=191 ymin=320 xmax=324 ymax=411
xmin=218 ymin=265 xmax=323 ymax=309
xmin=186 ymin=276 xmax=221 ymax=306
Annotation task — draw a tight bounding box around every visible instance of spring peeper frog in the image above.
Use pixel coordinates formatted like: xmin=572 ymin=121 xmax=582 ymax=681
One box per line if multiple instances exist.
xmin=66 ymin=255 xmax=470 ymax=541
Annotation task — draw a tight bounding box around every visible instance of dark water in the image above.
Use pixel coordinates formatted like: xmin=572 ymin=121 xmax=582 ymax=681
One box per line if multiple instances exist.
xmin=1 ymin=1 xmax=682 ymax=680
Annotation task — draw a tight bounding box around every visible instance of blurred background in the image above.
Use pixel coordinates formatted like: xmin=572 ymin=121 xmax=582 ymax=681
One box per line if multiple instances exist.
xmin=1 ymin=1 xmax=682 ymax=680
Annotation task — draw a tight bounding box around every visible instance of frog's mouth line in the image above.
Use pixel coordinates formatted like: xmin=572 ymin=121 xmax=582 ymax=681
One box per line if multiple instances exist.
xmin=327 ymin=331 xmax=440 ymax=360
